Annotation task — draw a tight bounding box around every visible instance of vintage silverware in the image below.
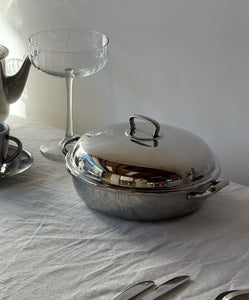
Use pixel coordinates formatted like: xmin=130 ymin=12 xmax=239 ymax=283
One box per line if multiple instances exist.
xmin=140 ymin=275 xmax=190 ymax=300
xmin=222 ymin=289 xmax=249 ymax=299
xmin=112 ymin=275 xmax=190 ymax=300
xmin=0 ymin=45 xmax=31 ymax=121
xmin=112 ymin=281 xmax=155 ymax=300
xmin=0 ymin=122 xmax=22 ymax=167
xmin=63 ymin=114 xmax=228 ymax=221
xmin=0 ymin=145 xmax=33 ymax=177
xmin=215 ymin=290 xmax=238 ymax=300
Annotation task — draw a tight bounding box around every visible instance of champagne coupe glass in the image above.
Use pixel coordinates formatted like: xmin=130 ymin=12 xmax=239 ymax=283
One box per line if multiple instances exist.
xmin=28 ymin=28 xmax=109 ymax=161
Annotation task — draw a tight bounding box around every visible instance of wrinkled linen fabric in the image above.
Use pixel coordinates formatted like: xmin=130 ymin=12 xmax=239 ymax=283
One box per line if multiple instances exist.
xmin=0 ymin=116 xmax=249 ymax=300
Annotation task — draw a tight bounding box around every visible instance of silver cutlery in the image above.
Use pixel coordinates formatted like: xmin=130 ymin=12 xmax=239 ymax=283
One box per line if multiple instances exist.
xmin=215 ymin=290 xmax=238 ymax=300
xmin=113 ymin=275 xmax=190 ymax=300
xmin=222 ymin=289 xmax=249 ymax=299
xmin=140 ymin=275 xmax=190 ymax=300
xmin=112 ymin=281 xmax=155 ymax=300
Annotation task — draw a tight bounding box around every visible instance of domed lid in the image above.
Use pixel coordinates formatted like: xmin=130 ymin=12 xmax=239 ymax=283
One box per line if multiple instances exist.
xmin=65 ymin=115 xmax=220 ymax=191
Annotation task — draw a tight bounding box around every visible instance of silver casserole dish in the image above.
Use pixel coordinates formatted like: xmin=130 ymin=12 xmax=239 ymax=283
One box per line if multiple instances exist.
xmin=63 ymin=115 xmax=229 ymax=221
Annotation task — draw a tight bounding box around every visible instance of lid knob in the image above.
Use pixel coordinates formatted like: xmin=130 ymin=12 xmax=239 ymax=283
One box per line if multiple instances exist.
xmin=128 ymin=114 xmax=161 ymax=141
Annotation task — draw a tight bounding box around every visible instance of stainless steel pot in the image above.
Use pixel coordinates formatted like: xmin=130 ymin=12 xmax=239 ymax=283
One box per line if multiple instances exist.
xmin=63 ymin=115 xmax=229 ymax=221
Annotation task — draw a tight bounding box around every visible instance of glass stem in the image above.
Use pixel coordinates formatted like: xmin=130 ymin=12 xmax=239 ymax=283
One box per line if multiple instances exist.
xmin=65 ymin=69 xmax=75 ymax=139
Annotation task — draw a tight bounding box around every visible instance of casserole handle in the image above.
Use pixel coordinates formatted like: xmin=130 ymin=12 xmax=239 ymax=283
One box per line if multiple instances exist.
xmin=62 ymin=136 xmax=80 ymax=155
xmin=129 ymin=115 xmax=160 ymax=140
xmin=187 ymin=179 xmax=229 ymax=200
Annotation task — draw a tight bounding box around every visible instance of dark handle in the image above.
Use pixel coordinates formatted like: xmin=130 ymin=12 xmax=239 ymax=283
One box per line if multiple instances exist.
xmin=129 ymin=115 xmax=160 ymax=141
xmin=62 ymin=136 xmax=80 ymax=155
xmin=4 ymin=135 xmax=22 ymax=163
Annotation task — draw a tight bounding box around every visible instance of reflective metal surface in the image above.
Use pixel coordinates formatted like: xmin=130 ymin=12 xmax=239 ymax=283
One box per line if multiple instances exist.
xmin=223 ymin=290 xmax=249 ymax=299
xmin=215 ymin=291 xmax=238 ymax=300
xmin=141 ymin=275 xmax=190 ymax=300
xmin=0 ymin=122 xmax=22 ymax=166
xmin=112 ymin=275 xmax=190 ymax=300
xmin=71 ymin=176 xmax=228 ymax=220
xmin=64 ymin=115 xmax=229 ymax=221
xmin=113 ymin=281 xmax=154 ymax=300
xmin=0 ymin=45 xmax=31 ymax=121
xmin=0 ymin=145 xmax=33 ymax=177
xmin=0 ymin=45 xmax=8 ymax=60
xmin=187 ymin=179 xmax=229 ymax=200
xmin=68 ymin=115 xmax=219 ymax=190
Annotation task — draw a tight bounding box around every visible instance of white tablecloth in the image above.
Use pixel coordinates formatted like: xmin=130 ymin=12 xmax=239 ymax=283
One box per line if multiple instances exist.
xmin=1 ymin=115 xmax=249 ymax=300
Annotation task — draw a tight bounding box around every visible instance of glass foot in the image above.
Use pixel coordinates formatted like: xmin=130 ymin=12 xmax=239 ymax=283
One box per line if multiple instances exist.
xmin=40 ymin=136 xmax=76 ymax=162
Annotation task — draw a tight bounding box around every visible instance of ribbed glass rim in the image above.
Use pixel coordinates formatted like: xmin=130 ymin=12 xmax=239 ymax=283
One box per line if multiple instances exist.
xmin=28 ymin=28 xmax=109 ymax=54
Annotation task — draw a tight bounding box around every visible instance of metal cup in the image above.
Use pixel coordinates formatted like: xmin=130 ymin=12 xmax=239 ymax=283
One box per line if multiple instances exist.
xmin=0 ymin=123 xmax=22 ymax=166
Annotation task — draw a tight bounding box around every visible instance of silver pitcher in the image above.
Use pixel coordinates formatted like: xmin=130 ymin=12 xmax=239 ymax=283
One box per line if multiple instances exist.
xmin=0 ymin=45 xmax=31 ymax=121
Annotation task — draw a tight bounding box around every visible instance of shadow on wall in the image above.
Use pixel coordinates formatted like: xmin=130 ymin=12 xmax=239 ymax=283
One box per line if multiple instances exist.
xmin=1 ymin=0 xmax=249 ymax=187
xmin=2 ymin=0 xmax=115 ymax=132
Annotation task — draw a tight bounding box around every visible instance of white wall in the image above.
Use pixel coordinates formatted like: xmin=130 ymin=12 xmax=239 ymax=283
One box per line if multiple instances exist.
xmin=2 ymin=0 xmax=249 ymax=186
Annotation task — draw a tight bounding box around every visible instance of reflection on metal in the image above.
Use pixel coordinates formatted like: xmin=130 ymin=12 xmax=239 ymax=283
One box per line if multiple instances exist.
xmin=65 ymin=114 xmax=221 ymax=192
xmin=64 ymin=115 xmax=228 ymax=221
xmin=131 ymin=139 xmax=159 ymax=148
xmin=7 ymin=58 xmax=29 ymax=118
xmin=128 ymin=114 xmax=160 ymax=140
xmin=126 ymin=115 xmax=161 ymax=147
xmin=0 ymin=45 xmax=31 ymax=121
xmin=75 ymin=153 xmax=183 ymax=189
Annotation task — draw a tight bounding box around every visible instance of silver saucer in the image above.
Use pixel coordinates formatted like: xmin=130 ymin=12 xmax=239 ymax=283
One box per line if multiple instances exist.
xmin=0 ymin=144 xmax=34 ymax=177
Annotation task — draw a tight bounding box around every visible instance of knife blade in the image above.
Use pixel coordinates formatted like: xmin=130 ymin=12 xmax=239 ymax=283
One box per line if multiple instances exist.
xmin=112 ymin=281 xmax=155 ymax=300
xmin=140 ymin=275 xmax=190 ymax=300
